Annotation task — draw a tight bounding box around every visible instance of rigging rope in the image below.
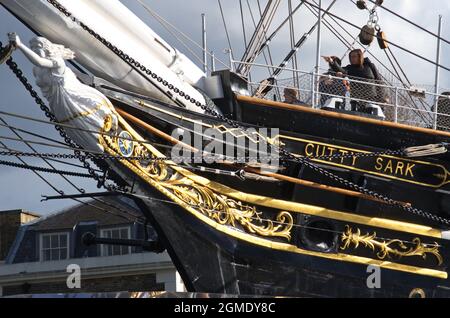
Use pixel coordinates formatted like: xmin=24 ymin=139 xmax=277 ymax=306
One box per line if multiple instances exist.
xmin=0 ymin=144 xmax=102 ymax=172
xmin=217 ymin=0 xmax=235 ymax=61
xmin=366 ymin=0 xmax=450 ymax=46
xmin=7 ymin=0 xmax=450 ymax=227
xmin=301 ymin=0 xmax=450 ymax=72
xmin=135 ymin=0 xmax=229 ymax=69
xmin=309 ymin=0 xmax=435 ymax=124
xmin=0 ymin=116 xmax=87 ymax=193
xmin=0 ymin=45 xmax=142 ymax=226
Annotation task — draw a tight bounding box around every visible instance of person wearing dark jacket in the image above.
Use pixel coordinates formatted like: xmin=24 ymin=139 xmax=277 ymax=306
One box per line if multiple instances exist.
xmin=318 ymin=56 xmax=349 ymax=107
xmin=323 ymin=49 xmax=387 ymax=112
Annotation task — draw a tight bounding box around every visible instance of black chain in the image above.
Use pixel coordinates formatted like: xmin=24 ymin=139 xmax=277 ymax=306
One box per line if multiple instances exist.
xmin=0 ymin=150 xmax=167 ymax=162
xmin=15 ymin=0 xmax=450 ymax=226
xmin=0 ymin=158 xmax=93 ymax=178
xmin=310 ymin=149 xmax=406 ymax=161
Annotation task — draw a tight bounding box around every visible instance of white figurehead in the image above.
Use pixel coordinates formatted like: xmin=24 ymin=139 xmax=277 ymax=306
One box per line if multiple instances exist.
xmin=8 ymin=33 xmax=118 ymax=152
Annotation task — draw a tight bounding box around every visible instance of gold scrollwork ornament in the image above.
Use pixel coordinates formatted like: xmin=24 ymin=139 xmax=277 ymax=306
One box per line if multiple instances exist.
xmin=340 ymin=226 xmax=443 ymax=266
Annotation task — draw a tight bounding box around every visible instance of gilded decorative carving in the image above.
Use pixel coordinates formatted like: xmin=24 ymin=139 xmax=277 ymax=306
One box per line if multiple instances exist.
xmin=94 ymin=116 xmax=449 ymax=279
xmin=99 ymin=120 xmax=293 ymax=241
xmin=340 ymin=226 xmax=443 ymax=266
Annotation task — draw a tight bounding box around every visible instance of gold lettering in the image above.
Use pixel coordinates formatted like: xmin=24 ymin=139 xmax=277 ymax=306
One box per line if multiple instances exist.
xmin=305 ymin=143 xmax=314 ymax=157
xmin=328 ymin=147 xmax=337 ymax=161
xmin=384 ymin=160 xmax=394 ymax=174
xmin=339 ymin=150 xmax=349 ymax=164
xmin=304 ymin=142 xmax=417 ymax=180
xmin=405 ymin=163 xmax=415 ymax=178
xmin=395 ymin=161 xmax=405 ymax=176
xmin=375 ymin=157 xmax=383 ymax=171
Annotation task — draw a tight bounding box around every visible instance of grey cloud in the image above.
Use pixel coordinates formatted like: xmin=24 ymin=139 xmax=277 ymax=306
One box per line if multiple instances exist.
xmin=0 ymin=0 xmax=449 ymax=215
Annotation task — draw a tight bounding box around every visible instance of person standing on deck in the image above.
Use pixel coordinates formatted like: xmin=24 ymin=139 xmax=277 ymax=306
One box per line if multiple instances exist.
xmin=318 ymin=56 xmax=350 ymax=108
xmin=323 ymin=49 xmax=387 ymax=112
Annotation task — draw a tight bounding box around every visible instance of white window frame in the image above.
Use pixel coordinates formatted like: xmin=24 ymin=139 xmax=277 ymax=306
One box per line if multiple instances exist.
xmin=40 ymin=232 xmax=69 ymax=262
xmin=100 ymin=226 xmax=131 ymax=257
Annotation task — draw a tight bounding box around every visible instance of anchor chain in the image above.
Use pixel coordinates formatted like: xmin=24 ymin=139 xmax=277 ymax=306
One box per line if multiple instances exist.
xmin=8 ymin=1 xmax=450 ymax=226
xmin=0 ymin=158 xmax=93 ymax=178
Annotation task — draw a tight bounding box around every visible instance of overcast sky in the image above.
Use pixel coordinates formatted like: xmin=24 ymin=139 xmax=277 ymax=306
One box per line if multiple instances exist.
xmin=0 ymin=0 xmax=449 ymax=216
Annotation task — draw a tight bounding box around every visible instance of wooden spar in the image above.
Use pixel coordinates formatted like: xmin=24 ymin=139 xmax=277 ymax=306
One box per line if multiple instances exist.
xmin=244 ymin=167 xmax=411 ymax=207
xmin=116 ymin=107 xmax=405 ymax=205
xmin=115 ymin=108 xmax=198 ymax=153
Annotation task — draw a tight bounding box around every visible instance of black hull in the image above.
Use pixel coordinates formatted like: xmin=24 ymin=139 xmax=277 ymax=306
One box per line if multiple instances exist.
xmin=94 ymin=83 xmax=450 ymax=298
xmin=130 ymin=177 xmax=450 ymax=297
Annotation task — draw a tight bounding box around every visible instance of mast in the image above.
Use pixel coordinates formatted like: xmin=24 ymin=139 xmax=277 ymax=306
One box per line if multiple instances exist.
xmin=268 ymin=0 xmax=337 ymax=79
xmin=201 ymin=13 xmax=208 ymax=74
xmin=313 ymin=0 xmax=323 ymax=108
xmin=433 ymin=15 xmax=443 ymax=130
xmin=236 ymin=0 xmax=281 ymax=76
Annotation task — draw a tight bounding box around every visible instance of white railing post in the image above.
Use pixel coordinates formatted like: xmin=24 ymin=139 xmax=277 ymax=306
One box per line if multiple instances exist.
xmin=210 ymin=51 xmax=216 ymax=72
xmin=311 ymin=72 xmax=316 ymax=108
xmin=394 ymin=87 xmax=398 ymax=123
xmin=201 ymin=13 xmax=208 ymax=74
xmin=225 ymin=49 xmax=234 ymax=72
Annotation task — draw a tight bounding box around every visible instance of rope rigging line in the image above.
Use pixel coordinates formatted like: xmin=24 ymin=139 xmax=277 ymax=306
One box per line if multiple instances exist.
xmin=0 ymin=136 xmax=146 ymax=225
xmin=366 ymin=0 xmax=450 ymax=46
xmin=308 ymin=0 xmax=436 ymax=124
xmin=0 ymin=142 xmax=138 ymax=230
xmin=246 ymin=0 xmax=281 ymax=99
xmin=314 ymin=0 xmax=404 ymax=82
xmin=7 ymin=0 xmax=450 ymax=227
xmin=300 ymin=0 xmax=450 ymax=72
xmin=0 ymin=141 xmax=444 ymax=169
xmin=0 ymin=48 xmax=142 ymax=222
xmin=135 ymin=0 xmax=229 ymax=70
xmin=253 ymin=1 xmax=305 ymax=59
xmin=0 ymin=144 xmax=103 ymax=172
xmin=0 ymin=117 xmax=139 ymax=219
xmin=133 ymin=0 xmax=208 ymax=71
xmin=381 ymin=49 xmax=433 ymax=125
xmin=0 ymin=121 xmax=69 ymax=147
xmin=217 ymin=0 xmax=235 ymax=61
xmin=239 ymin=0 xmax=248 ymax=49
xmin=0 ymin=140 xmax=62 ymax=194
xmin=0 ymin=116 xmax=87 ymax=194
xmin=249 ymin=0 xmax=276 ymax=74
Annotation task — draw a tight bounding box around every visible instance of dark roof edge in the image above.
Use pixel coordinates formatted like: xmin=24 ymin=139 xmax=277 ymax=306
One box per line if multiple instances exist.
xmin=5 ymin=224 xmax=30 ymax=264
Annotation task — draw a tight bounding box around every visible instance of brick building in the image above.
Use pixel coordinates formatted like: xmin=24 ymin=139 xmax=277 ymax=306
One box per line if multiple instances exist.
xmin=0 ymin=196 xmax=184 ymax=296
xmin=0 ymin=210 xmax=40 ymax=262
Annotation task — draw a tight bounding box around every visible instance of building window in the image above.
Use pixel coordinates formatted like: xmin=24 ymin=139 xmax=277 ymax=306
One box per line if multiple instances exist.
xmin=40 ymin=232 xmax=69 ymax=261
xmin=100 ymin=227 xmax=131 ymax=256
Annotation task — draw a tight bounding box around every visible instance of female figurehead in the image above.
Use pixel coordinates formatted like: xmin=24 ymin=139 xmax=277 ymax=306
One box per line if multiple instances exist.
xmin=8 ymin=33 xmax=118 ymax=152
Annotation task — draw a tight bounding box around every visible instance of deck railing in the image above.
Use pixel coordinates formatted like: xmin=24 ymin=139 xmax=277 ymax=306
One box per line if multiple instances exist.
xmin=231 ymin=61 xmax=450 ymax=131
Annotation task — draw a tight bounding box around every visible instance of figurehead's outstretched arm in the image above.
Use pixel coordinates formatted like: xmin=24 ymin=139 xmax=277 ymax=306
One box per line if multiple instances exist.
xmin=8 ymin=33 xmax=59 ymax=69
